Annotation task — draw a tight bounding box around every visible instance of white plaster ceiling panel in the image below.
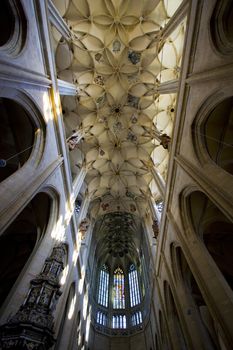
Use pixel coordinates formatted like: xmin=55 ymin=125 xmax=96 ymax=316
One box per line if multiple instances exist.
xmin=158 ymin=20 xmax=186 ymax=83
xmin=52 ymin=0 xmax=70 ymax=17
xmin=54 ymin=0 xmax=185 ymax=217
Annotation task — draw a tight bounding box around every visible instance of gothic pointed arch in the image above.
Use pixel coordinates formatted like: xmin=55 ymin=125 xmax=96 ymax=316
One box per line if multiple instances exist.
xmin=192 ymin=92 xmax=233 ymax=176
xmin=0 ymin=90 xmax=45 ymax=183
xmin=210 ymin=0 xmax=233 ymax=55
xmin=0 ymin=190 xmax=57 ymax=310
xmin=180 ymin=187 xmax=233 ymax=294
xmin=0 ymin=0 xmax=27 ymax=56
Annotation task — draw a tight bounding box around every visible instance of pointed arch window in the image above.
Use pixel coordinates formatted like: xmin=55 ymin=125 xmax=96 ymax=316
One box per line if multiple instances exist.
xmin=129 ymin=264 xmax=141 ymax=307
xmin=97 ymin=264 xmax=109 ymax=307
xmin=113 ymin=267 xmax=125 ymax=309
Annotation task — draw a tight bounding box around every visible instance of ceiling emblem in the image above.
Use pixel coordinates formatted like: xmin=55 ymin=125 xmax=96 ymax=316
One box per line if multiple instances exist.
xmin=127 ymin=94 xmax=139 ymax=108
xmin=128 ymin=51 xmax=141 ymax=65
xmin=94 ymin=75 xmax=105 ymax=86
xmin=112 ymin=40 xmax=121 ymax=53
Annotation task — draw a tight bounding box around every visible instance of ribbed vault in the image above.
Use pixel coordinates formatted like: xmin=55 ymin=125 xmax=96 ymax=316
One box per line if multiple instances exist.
xmin=52 ymin=0 xmax=185 ymax=219
xmin=93 ymin=212 xmax=141 ymax=270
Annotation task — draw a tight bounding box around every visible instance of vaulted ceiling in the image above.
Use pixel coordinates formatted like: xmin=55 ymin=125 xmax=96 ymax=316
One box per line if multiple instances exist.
xmin=93 ymin=212 xmax=141 ymax=269
xmin=52 ymin=0 xmax=185 ymax=219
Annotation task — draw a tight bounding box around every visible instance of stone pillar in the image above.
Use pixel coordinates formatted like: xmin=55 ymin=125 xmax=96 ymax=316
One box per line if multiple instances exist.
xmin=76 ymin=194 xmax=90 ymax=229
xmin=182 ymin=236 xmax=233 ymax=348
xmin=171 ymin=280 xmax=219 ymax=350
xmin=0 ymin=244 xmax=67 ymax=350
xmin=141 ymin=159 xmax=165 ymax=198
xmin=151 ymin=167 xmax=165 ymax=198
xmin=149 ymin=197 xmax=161 ymax=223
xmin=73 ymin=166 xmax=87 ymax=199
xmin=166 ymin=309 xmax=185 ymax=350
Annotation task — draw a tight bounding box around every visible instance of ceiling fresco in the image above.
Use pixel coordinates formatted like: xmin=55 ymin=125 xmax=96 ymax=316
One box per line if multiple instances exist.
xmin=52 ymin=0 xmax=185 ymax=218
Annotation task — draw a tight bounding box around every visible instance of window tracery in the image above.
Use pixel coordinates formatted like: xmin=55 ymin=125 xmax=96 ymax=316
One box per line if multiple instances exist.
xmin=131 ymin=311 xmax=142 ymax=326
xmin=112 ymin=315 xmax=127 ymax=329
xmin=97 ymin=264 xmax=109 ymax=307
xmin=95 ymin=260 xmax=143 ymax=333
xmin=129 ymin=264 xmax=141 ymax=307
xmin=97 ymin=311 xmax=107 ymax=326
xmin=113 ymin=267 xmax=125 ymax=309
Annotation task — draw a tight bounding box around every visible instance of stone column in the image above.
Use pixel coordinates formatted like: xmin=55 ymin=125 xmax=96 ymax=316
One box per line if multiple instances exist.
xmin=76 ymin=194 xmax=90 ymax=229
xmin=182 ymin=236 xmax=233 ymax=348
xmin=151 ymin=167 xmax=165 ymax=198
xmin=149 ymin=197 xmax=161 ymax=223
xmin=171 ymin=279 xmax=219 ymax=350
xmin=165 ymin=296 xmax=186 ymax=350
xmin=73 ymin=166 xmax=87 ymax=199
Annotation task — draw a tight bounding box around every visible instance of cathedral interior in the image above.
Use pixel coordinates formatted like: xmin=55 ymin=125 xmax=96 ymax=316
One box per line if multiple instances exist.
xmin=0 ymin=0 xmax=233 ymax=349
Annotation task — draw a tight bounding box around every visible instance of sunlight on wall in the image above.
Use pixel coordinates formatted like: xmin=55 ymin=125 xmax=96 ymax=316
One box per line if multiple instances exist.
xmin=43 ymin=92 xmax=53 ymax=122
xmin=68 ymin=294 xmax=77 ymax=320
xmin=70 ymin=192 xmax=75 ymax=212
xmin=54 ymin=90 xmax=62 ymax=116
xmin=65 ymin=200 xmax=73 ymax=226
xmin=51 ymin=214 xmax=66 ymax=241
xmin=85 ymin=315 xmax=91 ymax=342
xmin=78 ymin=228 xmax=83 ymax=243
xmin=78 ymin=264 xmax=88 ymax=295
xmin=72 ymin=249 xmax=79 ymax=265
xmin=77 ymin=332 xmax=81 ymax=347
xmin=60 ymin=264 xmax=69 ymax=285
xmin=83 ymin=295 xmax=88 ymax=321
xmin=78 ymin=276 xmax=84 ymax=294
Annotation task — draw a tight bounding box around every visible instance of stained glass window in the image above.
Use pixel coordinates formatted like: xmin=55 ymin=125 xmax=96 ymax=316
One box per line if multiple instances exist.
xmin=113 ymin=267 xmax=125 ymax=309
xmin=97 ymin=264 xmax=109 ymax=307
xmin=95 ymin=264 xmax=144 ymax=330
xmin=129 ymin=264 xmax=141 ymax=307
xmin=131 ymin=311 xmax=142 ymax=326
xmin=112 ymin=315 xmax=126 ymax=329
xmin=97 ymin=311 xmax=107 ymax=326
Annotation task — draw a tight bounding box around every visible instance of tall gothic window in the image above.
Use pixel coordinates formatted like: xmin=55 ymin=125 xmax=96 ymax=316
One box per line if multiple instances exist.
xmin=113 ymin=267 xmax=125 ymax=309
xmin=129 ymin=264 xmax=141 ymax=307
xmin=97 ymin=264 xmax=109 ymax=307
xmin=95 ymin=264 xmax=143 ymax=330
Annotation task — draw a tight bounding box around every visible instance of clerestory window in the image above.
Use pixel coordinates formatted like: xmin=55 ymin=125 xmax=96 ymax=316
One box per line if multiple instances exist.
xmin=112 ymin=315 xmax=126 ymax=329
xmin=113 ymin=267 xmax=125 ymax=309
xmin=95 ymin=264 xmax=143 ymax=331
xmin=131 ymin=311 xmax=142 ymax=326
xmin=97 ymin=264 xmax=109 ymax=307
xmin=129 ymin=264 xmax=141 ymax=307
xmin=97 ymin=311 xmax=107 ymax=326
